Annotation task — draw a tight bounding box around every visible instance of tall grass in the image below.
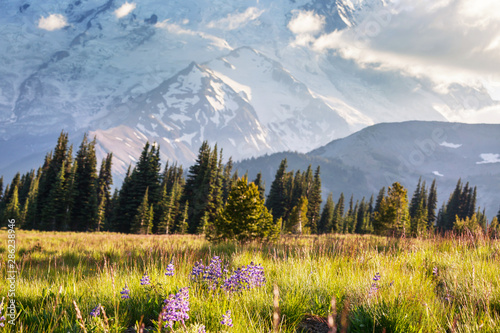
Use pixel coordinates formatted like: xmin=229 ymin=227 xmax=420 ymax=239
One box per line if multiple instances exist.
xmin=1 ymin=231 xmax=500 ymax=332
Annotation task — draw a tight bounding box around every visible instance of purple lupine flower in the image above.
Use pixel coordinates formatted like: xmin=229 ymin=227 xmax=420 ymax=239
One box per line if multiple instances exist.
xmin=369 ymin=272 xmax=381 ymax=297
xmin=165 ymin=261 xmax=175 ymax=277
xmin=432 ymin=267 xmax=438 ymax=277
xmin=190 ymin=260 xmax=205 ymax=280
xmin=120 ymin=284 xmax=130 ymax=299
xmin=223 ymin=262 xmax=266 ymax=293
xmin=140 ymin=273 xmax=151 ymax=286
xmin=204 ymin=256 xmax=224 ymax=290
xmin=90 ymin=305 xmax=100 ymax=317
xmin=221 ymin=310 xmax=233 ymax=327
xmin=0 ymin=314 xmax=5 ymax=328
xmin=162 ymin=287 xmax=190 ymax=330
xmin=198 ymin=324 xmax=206 ymax=333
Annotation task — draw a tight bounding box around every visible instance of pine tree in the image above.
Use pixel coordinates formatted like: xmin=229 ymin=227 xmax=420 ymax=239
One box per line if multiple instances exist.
xmin=210 ymin=177 xmax=278 ymax=243
xmin=287 ymin=196 xmax=308 ymax=234
xmin=332 ymin=193 xmax=345 ymax=233
xmin=355 ymin=198 xmax=367 ymax=234
xmin=266 ymin=158 xmax=289 ymax=222
xmin=253 ymin=172 xmax=266 ymax=201
xmin=132 ymin=188 xmax=153 ymax=234
xmin=373 ymin=182 xmax=410 ymax=236
xmin=307 ymin=166 xmax=322 ymax=234
xmin=5 ymin=184 xmax=20 ymax=223
xmin=71 ymin=134 xmax=98 ymax=231
xmin=318 ymin=193 xmax=334 ymax=234
xmin=157 ymin=182 xmax=176 ymax=234
xmin=427 ymin=179 xmax=438 ymax=228
xmin=96 ymin=153 xmax=113 ymax=231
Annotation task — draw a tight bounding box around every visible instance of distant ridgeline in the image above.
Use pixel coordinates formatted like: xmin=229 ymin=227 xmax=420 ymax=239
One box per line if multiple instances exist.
xmin=1 ymin=132 xmax=499 ymax=238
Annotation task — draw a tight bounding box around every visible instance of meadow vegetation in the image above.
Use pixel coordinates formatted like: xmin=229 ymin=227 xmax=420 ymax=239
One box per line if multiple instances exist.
xmin=1 ymin=231 xmax=500 ymax=332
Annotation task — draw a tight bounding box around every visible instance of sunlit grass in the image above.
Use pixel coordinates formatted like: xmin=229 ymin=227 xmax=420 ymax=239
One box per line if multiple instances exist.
xmin=1 ymin=231 xmax=500 ymax=332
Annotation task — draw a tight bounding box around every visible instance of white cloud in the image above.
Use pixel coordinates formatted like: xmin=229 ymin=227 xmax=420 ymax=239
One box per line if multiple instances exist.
xmin=432 ymin=171 xmax=444 ymax=177
xmin=38 ymin=14 xmax=68 ymax=31
xmin=439 ymin=141 xmax=462 ymax=148
xmin=290 ymin=0 xmax=500 ymax=92
xmin=288 ymin=10 xmax=325 ymax=35
xmin=155 ymin=21 xmax=232 ymax=50
xmin=207 ymin=7 xmax=264 ymax=30
xmin=114 ymin=2 xmax=136 ymax=19
xmin=477 ymin=153 xmax=500 ymax=164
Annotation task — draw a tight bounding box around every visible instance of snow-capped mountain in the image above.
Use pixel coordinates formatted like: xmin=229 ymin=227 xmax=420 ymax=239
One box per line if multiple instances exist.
xmin=0 ymin=0 xmax=498 ymax=183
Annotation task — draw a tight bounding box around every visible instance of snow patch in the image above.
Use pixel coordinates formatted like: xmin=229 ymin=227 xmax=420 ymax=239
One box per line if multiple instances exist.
xmin=440 ymin=141 xmax=462 ymax=148
xmin=477 ymin=153 xmax=500 ymax=164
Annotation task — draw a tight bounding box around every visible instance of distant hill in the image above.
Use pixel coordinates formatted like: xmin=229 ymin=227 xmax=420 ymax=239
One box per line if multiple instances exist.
xmin=235 ymin=121 xmax=500 ymax=219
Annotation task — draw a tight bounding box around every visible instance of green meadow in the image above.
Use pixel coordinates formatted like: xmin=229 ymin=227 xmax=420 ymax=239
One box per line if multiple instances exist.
xmin=1 ymin=231 xmax=500 ymax=332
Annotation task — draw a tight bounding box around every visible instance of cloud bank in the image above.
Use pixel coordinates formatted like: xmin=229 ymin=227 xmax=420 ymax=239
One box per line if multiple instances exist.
xmin=38 ymin=14 xmax=68 ymax=31
xmin=289 ymin=0 xmax=500 ymax=91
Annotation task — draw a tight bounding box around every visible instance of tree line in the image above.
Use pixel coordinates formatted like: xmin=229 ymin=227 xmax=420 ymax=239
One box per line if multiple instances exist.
xmin=1 ymin=132 xmax=499 ymax=239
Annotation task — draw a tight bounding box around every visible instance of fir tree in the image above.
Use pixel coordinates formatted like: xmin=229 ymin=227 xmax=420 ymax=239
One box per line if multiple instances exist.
xmin=373 ymin=182 xmax=410 ymax=236
xmin=332 ymin=193 xmax=345 ymax=233
xmin=132 ymin=188 xmax=154 ymax=234
xmin=209 ymin=177 xmax=278 ymax=243
xmin=287 ymin=196 xmax=308 ymax=234
xmin=253 ymin=172 xmax=266 ymax=201
xmin=307 ymin=166 xmax=322 ymax=234
xmin=266 ymin=158 xmax=289 ymax=222
xmin=427 ymin=179 xmax=438 ymax=228
xmin=5 ymin=184 xmax=20 ymax=223
xmin=318 ymin=193 xmax=334 ymax=234
xmin=71 ymin=134 xmax=98 ymax=231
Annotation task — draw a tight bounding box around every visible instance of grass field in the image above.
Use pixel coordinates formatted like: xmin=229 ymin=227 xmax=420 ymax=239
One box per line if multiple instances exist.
xmin=1 ymin=231 xmax=500 ymax=332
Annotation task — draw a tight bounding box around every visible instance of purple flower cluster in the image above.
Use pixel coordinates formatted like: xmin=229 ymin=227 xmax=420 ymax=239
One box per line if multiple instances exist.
xmin=191 ymin=256 xmax=228 ymax=290
xmin=223 ymin=262 xmax=266 ymax=293
xmin=140 ymin=273 xmax=151 ymax=286
xmin=165 ymin=261 xmax=175 ymax=277
xmin=161 ymin=287 xmax=190 ymax=330
xmin=120 ymin=284 xmax=130 ymax=299
xmin=432 ymin=267 xmax=438 ymax=277
xmin=198 ymin=324 xmax=206 ymax=333
xmin=90 ymin=305 xmax=100 ymax=318
xmin=221 ymin=310 xmax=233 ymax=327
xmin=0 ymin=308 xmax=5 ymax=327
xmin=369 ymin=272 xmax=381 ymax=297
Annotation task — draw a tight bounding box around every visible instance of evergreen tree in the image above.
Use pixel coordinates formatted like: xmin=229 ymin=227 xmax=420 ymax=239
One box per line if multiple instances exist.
xmin=47 ymin=162 xmax=68 ymax=231
xmin=5 ymin=184 xmax=20 ymax=223
xmin=71 ymin=134 xmax=98 ymax=231
xmin=253 ymin=172 xmax=266 ymax=201
xmin=427 ymin=179 xmax=438 ymax=228
xmin=96 ymin=153 xmax=113 ymax=231
xmin=331 ymin=193 xmax=345 ymax=233
xmin=344 ymin=195 xmax=354 ymax=233
xmin=307 ymin=166 xmax=322 ymax=234
xmin=287 ymin=196 xmax=308 ymax=234
xmin=266 ymin=158 xmax=289 ymax=222
xmin=373 ymin=182 xmax=410 ymax=236
xmin=209 ymin=177 xmax=278 ymax=242
xmin=132 ymin=188 xmax=153 ymax=234
xmin=355 ymin=198 xmax=367 ymax=234
xmin=157 ymin=182 xmax=176 ymax=234
xmin=318 ymin=193 xmax=334 ymax=234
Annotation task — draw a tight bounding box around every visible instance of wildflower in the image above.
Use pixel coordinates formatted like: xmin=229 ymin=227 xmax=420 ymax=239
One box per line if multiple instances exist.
xmin=190 ymin=260 xmax=205 ymax=280
xmin=204 ymin=256 xmax=224 ymax=290
xmin=369 ymin=272 xmax=381 ymax=297
xmin=166 ymin=261 xmax=175 ymax=277
xmin=140 ymin=273 xmax=151 ymax=286
xmin=198 ymin=324 xmax=206 ymax=333
xmin=223 ymin=262 xmax=266 ymax=293
xmin=0 ymin=311 xmax=5 ymax=328
xmin=90 ymin=305 xmax=100 ymax=318
xmin=221 ymin=310 xmax=233 ymax=327
xmin=120 ymin=284 xmax=130 ymax=299
xmin=162 ymin=287 xmax=190 ymax=330
xmin=432 ymin=266 xmax=438 ymax=277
